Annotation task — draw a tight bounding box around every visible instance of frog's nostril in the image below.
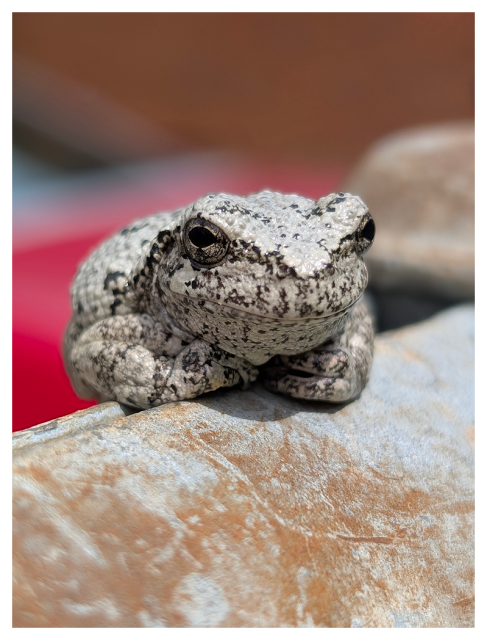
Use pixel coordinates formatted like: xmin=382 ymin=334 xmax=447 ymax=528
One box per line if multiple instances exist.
xmin=322 ymin=263 xmax=336 ymax=276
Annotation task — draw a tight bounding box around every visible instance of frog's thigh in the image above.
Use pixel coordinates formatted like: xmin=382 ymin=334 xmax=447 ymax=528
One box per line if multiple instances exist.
xmin=75 ymin=313 xmax=187 ymax=357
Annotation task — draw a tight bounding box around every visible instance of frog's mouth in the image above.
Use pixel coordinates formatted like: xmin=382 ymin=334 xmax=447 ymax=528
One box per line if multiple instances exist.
xmin=210 ymin=300 xmax=356 ymax=322
xmin=168 ymin=290 xmax=359 ymax=323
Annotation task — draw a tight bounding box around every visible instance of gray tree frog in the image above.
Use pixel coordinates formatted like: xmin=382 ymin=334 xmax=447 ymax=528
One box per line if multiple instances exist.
xmin=64 ymin=190 xmax=375 ymax=409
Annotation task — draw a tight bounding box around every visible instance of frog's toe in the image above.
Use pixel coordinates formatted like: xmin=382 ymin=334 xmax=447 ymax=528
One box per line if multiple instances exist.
xmin=263 ymin=365 xmax=360 ymax=403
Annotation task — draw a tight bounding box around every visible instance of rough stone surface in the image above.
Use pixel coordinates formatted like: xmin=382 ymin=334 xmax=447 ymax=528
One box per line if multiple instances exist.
xmin=342 ymin=122 xmax=474 ymax=301
xmin=13 ymin=305 xmax=474 ymax=628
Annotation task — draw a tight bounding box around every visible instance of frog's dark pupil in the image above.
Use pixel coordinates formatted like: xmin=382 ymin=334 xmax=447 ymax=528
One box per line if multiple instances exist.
xmin=361 ymin=219 xmax=375 ymax=242
xmin=189 ymin=226 xmax=216 ymax=248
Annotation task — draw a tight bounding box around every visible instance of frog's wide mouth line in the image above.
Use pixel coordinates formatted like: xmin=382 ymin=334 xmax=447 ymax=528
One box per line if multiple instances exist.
xmin=168 ymin=291 xmax=359 ymax=323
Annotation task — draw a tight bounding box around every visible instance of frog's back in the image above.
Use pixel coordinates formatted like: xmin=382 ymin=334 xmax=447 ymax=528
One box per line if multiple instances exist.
xmin=69 ymin=210 xmax=180 ymax=335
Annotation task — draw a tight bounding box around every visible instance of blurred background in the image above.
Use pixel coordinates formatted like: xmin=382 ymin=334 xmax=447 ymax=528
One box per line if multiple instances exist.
xmin=12 ymin=13 xmax=475 ymax=431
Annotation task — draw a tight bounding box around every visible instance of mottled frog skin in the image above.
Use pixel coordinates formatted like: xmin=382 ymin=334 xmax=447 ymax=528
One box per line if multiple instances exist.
xmin=64 ymin=190 xmax=375 ymax=408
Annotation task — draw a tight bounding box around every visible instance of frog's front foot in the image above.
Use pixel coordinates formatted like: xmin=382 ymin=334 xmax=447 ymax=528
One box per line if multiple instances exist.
xmin=262 ymin=347 xmax=364 ymax=402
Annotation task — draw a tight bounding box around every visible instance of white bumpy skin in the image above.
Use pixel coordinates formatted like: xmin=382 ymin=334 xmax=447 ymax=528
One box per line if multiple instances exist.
xmin=64 ymin=190 xmax=375 ymax=408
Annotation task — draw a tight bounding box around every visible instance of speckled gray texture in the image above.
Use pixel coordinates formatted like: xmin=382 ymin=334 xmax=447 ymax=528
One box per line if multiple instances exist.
xmin=64 ymin=190 xmax=375 ymax=409
xmin=13 ymin=305 xmax=474 ymax=627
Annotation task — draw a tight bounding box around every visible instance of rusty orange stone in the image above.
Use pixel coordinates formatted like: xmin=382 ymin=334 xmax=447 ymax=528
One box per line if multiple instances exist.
xmin=13 ymin=306 xmax=474 ymax=627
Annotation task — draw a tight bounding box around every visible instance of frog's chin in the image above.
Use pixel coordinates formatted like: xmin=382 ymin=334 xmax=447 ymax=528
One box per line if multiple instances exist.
xmin=163 ymin=292 xmax=359 ymax=364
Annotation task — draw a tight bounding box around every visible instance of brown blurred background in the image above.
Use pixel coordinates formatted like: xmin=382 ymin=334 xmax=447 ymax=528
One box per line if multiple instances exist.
xmin=13 ymin=12 xmax=474 ymax=171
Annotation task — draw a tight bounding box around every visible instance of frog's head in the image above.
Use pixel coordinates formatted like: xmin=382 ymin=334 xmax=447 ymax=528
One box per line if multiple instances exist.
xmin=157 ymin=190 xmax=375 ymax=364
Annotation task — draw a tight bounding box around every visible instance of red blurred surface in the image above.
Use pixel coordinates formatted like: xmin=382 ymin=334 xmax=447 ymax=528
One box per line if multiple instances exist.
xmin=13 ymin=234 xmax=102 ymax=431
xmin=13 ymin=162 xmax=342 ymax=431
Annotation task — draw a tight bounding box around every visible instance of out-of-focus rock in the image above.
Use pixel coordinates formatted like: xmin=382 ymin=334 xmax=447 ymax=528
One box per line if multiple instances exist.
xmin=342 ymin=122 xmax=474 ymax=301
xmin=13 ymin=306 xmax=474 ymax=628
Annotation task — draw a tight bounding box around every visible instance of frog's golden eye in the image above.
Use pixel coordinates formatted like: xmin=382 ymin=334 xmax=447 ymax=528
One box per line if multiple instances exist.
xmin=183 ymin=218 xmax=229 ymax=267
xmin=355 ymin=215 xmax=375 ymax=256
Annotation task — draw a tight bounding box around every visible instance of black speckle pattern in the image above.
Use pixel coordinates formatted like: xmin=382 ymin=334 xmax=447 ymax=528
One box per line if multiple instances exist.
xmin=64 ymin=190 xmax=374 ymax=408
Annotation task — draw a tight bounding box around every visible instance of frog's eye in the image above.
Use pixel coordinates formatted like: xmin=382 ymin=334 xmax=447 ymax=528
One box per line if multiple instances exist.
xmin=355 ymin=215 xmax=375 ymax=256
xmin=183 ymin=218 xmax=229 ymax=266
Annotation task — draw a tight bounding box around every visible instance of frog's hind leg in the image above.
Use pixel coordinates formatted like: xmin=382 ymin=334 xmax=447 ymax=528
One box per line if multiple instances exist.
xmin=262 ymin=300 xmax=374 ymax=403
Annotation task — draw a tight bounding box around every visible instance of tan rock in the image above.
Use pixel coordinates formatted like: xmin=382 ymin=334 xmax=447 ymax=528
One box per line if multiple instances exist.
xmin=342 ymin=122 xmax=474 ymax=300
xmin=13 ymin=306 xmax=474 ymax=627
